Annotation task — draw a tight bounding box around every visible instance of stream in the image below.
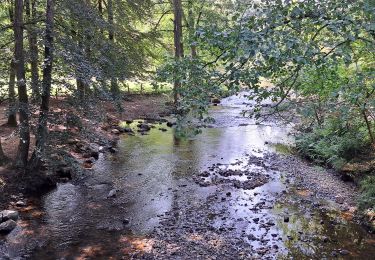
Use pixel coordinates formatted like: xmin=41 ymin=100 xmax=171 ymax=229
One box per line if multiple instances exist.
xmin=1 ymin=93 xmax=375 ymax=259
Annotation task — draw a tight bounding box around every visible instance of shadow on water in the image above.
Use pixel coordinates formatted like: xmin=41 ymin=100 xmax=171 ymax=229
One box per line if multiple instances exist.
xmin=1 ymin=92 xmax=374 ymax=259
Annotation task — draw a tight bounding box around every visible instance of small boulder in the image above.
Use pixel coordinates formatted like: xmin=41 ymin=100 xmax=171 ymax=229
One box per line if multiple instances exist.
xmin=166 ymin=122 xmax=176 ymax=128
xmin=56 ymin=167 xmax=72 ymax=179
xmin=137 ymin=124 xmax=151 ymax=131
xmin=335 ymin=196 xmax=345 ymax=204
xmin=0 ymin=210 xmax=19 ymax=222
xmin=108 ymin=147 xmax=118 ymax=153
xmin=15 ymin=201 xmax=27 ymax=207
xmin=339 ymin=249 xmax=350 ymax=255
xmin=122 ymin=127 xmax=134 ymax=134
xmin=107 ymin=189 xmax=117 ymax=198
xmin=0 ymin=220 xmax=17 ymax=234
xmin=111 ymin=129 xmax=121 ymax=135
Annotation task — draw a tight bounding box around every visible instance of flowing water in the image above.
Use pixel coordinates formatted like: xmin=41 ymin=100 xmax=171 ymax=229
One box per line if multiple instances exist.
xmin=1 ymin=93 xmax=374 ymax=259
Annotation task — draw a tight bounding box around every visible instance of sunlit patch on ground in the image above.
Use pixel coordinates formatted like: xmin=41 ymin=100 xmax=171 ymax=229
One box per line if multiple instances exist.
xmin=76 ymin=245 xmax=104 ymax=260
xmin=340 ymin=211 xmax=354 ymax=221
xmin=296 ymin=189 xmax=311 ymax=197
xmin=119 ymin=236 xmax=155 ymax=255
xmin=86 ymin=202 xmax=103 ymax=210
xmin=0 ymin=177 xmax=5 ymax=188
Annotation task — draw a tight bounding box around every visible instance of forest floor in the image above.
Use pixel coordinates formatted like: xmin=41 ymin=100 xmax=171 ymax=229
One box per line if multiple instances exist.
xmin=0 ymin=94 xmax=173 ymax=208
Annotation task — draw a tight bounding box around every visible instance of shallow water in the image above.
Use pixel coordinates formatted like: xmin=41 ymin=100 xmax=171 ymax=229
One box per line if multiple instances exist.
xmin=1 ymin=93 xmax=374 ymax=259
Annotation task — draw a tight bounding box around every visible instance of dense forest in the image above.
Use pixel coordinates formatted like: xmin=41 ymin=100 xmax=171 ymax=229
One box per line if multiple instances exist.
xmin=0 ymin=0 xmax=374 ymax=259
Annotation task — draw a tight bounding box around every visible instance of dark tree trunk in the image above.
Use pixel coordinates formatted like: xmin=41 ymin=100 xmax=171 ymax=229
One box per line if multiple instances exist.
xmin=14 ymin=0 xmax=30 ymax=168
xmin=76 ymin=37 xmax=89 ymax=100
xmin=7 ymin=0 xmax=17 ymax=127
xmin=0 ymin=138 xmax=6 ymax=165
xmin=107 ymin=0 xmax=118 ymax=98
xmin=173 ymin=0 xmax=184 ymax=105
xmin=29 ymin=0 xmax=55 ymax=170
xmin=25 ymin=0 xmax=40 ymax=101
xmin=7 ymin=59 xmax=18 ymax=127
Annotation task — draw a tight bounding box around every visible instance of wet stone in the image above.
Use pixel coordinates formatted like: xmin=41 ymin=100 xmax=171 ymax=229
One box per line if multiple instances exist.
xmin=0 ymin=220 xmax=17 ymax=234
xmin=339 ymin=249 xmax=350 ymax=255
xmin=107 ymin=189 xmax=117 ymax=198
xmin=0 ymin=210 xmax=19 ymax=222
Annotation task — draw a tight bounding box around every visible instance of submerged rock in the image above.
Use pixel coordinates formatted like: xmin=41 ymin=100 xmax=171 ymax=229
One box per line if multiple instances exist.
xmin=0 ymin=220 xmax=17 ymax=234
xmin=137 ymin=123 xmax=151 ymax=131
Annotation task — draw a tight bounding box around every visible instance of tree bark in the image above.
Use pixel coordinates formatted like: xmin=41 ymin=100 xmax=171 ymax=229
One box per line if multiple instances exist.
xmin=29 ymin=0 xmax=55 ymax=170
xmin=14 ymin=0 xmax=30 ymax=168
xmin=107 ymin=0 xmax=118 ymax=98
xmin=187 ymin=0 xmax=197 ymax=58
xmin=25 ymin=0 xmax=40 ymax=101
xmin=7 ymin=59 xmax=18 ymax=127
xmin=362 ymin=109 xmax=375 ymax=144
xmin=173 ymin=0 xmax=184 ymax=105
xmin=7 ymin=0 xmax=17 ymax=127
xmin=0 ymin=138 xmax=6 ymax=165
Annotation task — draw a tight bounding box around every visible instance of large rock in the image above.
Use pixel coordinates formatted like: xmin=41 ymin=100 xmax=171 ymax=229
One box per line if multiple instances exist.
xmin=0 ymin=220 xmax=17 ymax=234
xmin=0 ymin=210 xmax=19 ymax=222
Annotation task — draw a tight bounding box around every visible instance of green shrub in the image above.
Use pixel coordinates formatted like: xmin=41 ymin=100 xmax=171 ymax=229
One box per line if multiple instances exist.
xmin=296 ymin=118 xmax=370 ymax=170
xmin=358 ymin=176 xmax=375 ymax=210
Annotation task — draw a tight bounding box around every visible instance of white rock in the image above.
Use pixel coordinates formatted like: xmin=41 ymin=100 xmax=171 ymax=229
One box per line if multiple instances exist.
xmin=0 ymin=210 xmax=19 ymax=222
xmin=107 ymin=189 xmax=117 ymax=198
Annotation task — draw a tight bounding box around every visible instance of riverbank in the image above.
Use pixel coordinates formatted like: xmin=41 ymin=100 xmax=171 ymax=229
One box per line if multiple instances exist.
xmin=0 ymin=94 xmax=173 ymax=209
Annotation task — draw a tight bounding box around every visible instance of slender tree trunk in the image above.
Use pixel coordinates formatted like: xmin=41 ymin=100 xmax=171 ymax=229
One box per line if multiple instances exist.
xmin=362 ymin=109 xmax=375 ymax=144
xmin=29 ymin=0 xmax=55 ymax=170
xmin=76 ymin=37 xmax=89 ymax=100
xmin=98 ymin=0 xmax=103 ymax=34
xmin=7 ymin=59 xmax=18 ymax=126
xmin=173 ymin=0 xmax=184 ymax=105
xmin=107 ymin=0 xmax=118 ymax=98
xmin=25 ymin=0 xmax=40 ymax=101
xmin=187 ymin=0 xmax=197 ymax=58
xmin=0 ymin=138 xmax=6 ymax=165
xmin=14 ymin=0 xmax=30 ymax=168
xmin=7 ymin=0 xmax=17 ymax=127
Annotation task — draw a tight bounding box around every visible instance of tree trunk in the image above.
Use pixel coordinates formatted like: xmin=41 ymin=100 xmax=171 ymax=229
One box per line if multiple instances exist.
xmin=76 ymin=37 xmax=89 ymax=100
xmin=7 ymin=59 xmax=18 ymax=127
xmin=187 ymin=0 xmax=197 ymax=58
xmin=29 ymin=0 xmax=55 ymax=170
xmin=107 ymin=0 xmax=118 ymax=98
xmin=0 ymin=138 xmax=6 ymax=166
xmin=25 ymin=0 xmax=40 ymax=101
xmin=362 ymin=109 xmax=375 ymax=144
xmin=14 ymin=0 xmax=30 ymax=168
xmin=173 ymin=0 xmax=184 ymax=105
xmin=7 ymin=1 xmax=17 ymax=127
